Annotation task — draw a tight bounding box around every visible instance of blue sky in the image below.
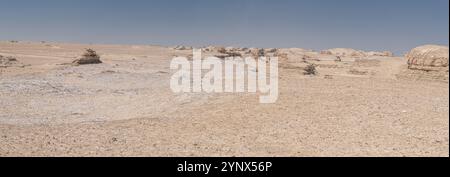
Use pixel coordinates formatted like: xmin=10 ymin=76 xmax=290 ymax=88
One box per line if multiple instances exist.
xmin=0 ymin=0 xmax=448 ymax=54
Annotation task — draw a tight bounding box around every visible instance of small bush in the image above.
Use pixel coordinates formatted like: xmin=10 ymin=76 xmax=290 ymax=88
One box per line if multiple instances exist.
xmin=304 ymin=64 xmax=317 ymax=75
xmin=73 ymin=49 xmax=102 ymax=65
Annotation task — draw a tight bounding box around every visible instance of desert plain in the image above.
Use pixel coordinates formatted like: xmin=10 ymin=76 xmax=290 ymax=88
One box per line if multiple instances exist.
xmin=0 ymin=41 xmax=448 ymax=157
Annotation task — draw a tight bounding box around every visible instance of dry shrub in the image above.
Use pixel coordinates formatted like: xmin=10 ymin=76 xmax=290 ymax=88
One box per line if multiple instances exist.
xmin=73 ymin=49 xmax=102 ymax=65
xmin=304 ymin=64 xmax=317 ymax=75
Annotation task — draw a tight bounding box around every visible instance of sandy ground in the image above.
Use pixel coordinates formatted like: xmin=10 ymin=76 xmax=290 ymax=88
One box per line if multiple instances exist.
xmin=0 ymin=41 xmax=448 ymax=157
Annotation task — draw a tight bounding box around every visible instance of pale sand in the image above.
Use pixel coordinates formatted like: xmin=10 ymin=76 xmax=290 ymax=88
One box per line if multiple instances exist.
xmin=0 ymin=41 xmax=448 ymax=157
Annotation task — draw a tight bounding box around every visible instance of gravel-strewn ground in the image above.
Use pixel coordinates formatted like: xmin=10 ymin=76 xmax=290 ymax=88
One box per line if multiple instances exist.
xmin=0 ymin=42 xmax=448 ymax=157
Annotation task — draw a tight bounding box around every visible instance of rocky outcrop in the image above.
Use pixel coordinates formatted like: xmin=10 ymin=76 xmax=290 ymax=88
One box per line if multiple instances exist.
xmin=367 ymin=51 xmax=394 ymax=57
xmin=320 ymin=48 xmax=367 ymax=57
xmin=406 ymin=45 xmax=449 ymax=71
xmin=321 ymin=48 xmax=394 ymax=58
xmin=172 ymin=45 xmax=193 ymax=50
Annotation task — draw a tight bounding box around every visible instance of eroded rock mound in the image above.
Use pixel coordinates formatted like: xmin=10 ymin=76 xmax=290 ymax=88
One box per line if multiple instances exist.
xmin=249 ymin=48 xmax=265 ymax=58
xmin=172 ymin=45 xmax=193 ymax=50
xmin=320 ymin=48 xmax=367 ymax=57
xmin=367 ymin=51 xmax=394 ymax=57
xmin=72 ymin=49 xmax=102 ymax=65
xmin=406 ymin=45 xmax=449 ymax=71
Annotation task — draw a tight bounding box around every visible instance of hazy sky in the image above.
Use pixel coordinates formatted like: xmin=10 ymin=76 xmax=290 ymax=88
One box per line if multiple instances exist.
xmin=0 ymin=0 xmax=448 ymax=54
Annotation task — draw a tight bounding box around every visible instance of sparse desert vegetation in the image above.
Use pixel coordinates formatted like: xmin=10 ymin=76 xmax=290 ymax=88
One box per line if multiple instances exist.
xmin=72 ymin=49 xmax=102 ymax=65
xmin=0 ymin=41 xmax=448 ymax=157
xmin=303 ymin=64 xmax=317 ymax=75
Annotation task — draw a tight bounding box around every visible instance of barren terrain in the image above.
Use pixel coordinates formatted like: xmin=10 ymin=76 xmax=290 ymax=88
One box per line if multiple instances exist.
xmin=0 ymin=41 xmax=448 ymax=157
